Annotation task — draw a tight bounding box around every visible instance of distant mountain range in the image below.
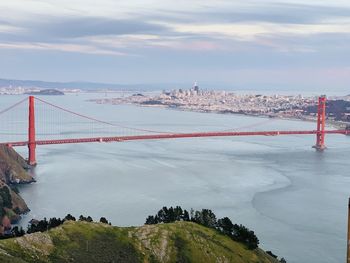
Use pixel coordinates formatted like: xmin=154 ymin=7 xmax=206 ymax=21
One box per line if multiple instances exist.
xmin=0 ymin=78 xmax=240 ymax=92
xmin=2 ymin=77 xmax=346 ymax=95
xmin=0 ymin=78 xmax=168 ymax=91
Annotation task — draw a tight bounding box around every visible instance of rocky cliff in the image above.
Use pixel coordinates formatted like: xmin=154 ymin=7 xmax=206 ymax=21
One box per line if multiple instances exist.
xmin=0 ymin=145 xmax=34 ymax=223
xmin=0 ymin=145 xmax=34 ymax=184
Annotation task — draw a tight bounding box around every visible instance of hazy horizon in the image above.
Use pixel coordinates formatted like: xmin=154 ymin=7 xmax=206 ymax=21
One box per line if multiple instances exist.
xmin=0 ymin=77 xmax=349 ymax=95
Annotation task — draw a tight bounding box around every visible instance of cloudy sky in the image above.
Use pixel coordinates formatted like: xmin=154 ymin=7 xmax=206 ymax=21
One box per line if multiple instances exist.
xmin=0 ymin=0 xmax=349 ymax=91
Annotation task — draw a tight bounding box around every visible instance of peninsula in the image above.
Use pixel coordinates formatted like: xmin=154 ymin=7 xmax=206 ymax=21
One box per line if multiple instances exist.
xmin=91 ymin=86 xmax=350 ymax=128
xmin=25 ymin=89 xmax=64 ymax=96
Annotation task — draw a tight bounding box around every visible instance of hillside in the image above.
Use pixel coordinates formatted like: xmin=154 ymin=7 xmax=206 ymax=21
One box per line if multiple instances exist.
xmin=0 ymin=145 xmax=34 ymax=225
xmin=0 ymin=220 xmax=280 ymax=263
xmin=0 ymin=145 xmax=34 ymax=184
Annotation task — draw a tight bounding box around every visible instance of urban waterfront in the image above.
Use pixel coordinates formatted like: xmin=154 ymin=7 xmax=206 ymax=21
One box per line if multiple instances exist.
xmin=1 ymin=93 xmax=349 ymax=263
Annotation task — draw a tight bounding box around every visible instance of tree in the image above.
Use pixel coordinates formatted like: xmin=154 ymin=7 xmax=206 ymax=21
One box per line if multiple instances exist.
xmin=78 ymin=215 xmax=93 ymax=222
xmin=190 ymin=208 xmax=195 ymax=221
xmin=145 ymin=206 xmax=192 ymax=224
xmin=232 ymin=224 xmax=259 ymax=250
xmin=174 ymin=206 xmax=183 ymax=221
xmin=64 ymin=214 xmax=76 ymax=221
xmin=49 ymin=217 xmax=63 ymax=228
xmin=157 ymin=207 xmax=168 ymax=223
xmin=167 ymin=207 xmax=175 ymax=222
xmin=193 ymin=209 xmax=217 ymax=228
xmin=99 ymin=217 xmax=108 ymax=224
xmin=182 ymin=210 xmax=190 ymax=221
xmin=27 ymin=218 xmax=49 ymax=233
xmin=154 ymin=215 xmax=159 ymax=224
xmin=145 ymin=215 xmax=156 ymax=225
xmin=217 ymin=217 xmax=234 ymax=236
xmin=11 ymin=226 xmax=25 ymax=237
xmin=19 ymin=227 xmax=25 ymax=236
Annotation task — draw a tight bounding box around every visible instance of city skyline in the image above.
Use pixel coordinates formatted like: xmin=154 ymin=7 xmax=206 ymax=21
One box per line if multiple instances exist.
xmin=0 ymin=0 xmax=349 ymax=91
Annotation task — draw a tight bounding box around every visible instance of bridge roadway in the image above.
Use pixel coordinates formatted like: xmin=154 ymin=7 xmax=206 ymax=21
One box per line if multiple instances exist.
xmin=2 ymin=129 xmax=349 ymax=147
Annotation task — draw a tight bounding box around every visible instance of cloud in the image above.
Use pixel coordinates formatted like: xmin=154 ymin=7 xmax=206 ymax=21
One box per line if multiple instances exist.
xmin=0 ymin=0 xmax=349 ymax=87
xmin=169 ymin=3 xmax=350 ymax=25
xmin=29 ymin=17 xmax=168 ymax=38
xmin=0 ymin=1 xmax=349 ymax=55
xmin=163 ymin=22 xmax=350 ymax=42
xmin=81 ymin=34 xmax=226 ymax=52
xmin=0 ymin=23 xmax=23 ymax=34
xmin=0 ymin=42 xmax=127 ymax=56
xmin=0 ymin=16 xmax=170 ymax=55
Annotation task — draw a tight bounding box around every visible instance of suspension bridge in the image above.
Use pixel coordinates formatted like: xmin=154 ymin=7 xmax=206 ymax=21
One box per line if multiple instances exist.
xmin=0 ymin=95 xmax=348 ymax=166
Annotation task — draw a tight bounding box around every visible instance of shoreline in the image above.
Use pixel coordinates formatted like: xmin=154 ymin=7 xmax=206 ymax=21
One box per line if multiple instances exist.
xmin=92 ymin=100 xmax=349 ymax=130
xmin=0 ymin=145 xmax=36 ymax=232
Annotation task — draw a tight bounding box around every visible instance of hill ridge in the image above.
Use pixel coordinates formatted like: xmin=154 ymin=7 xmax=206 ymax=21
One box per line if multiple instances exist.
xmin=0 ymin=220 xmax=280 ymax=263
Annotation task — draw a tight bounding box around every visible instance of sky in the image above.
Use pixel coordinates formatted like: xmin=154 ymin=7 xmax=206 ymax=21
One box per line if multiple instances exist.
xmin=0 ymin=0 xmax=349 ymax=91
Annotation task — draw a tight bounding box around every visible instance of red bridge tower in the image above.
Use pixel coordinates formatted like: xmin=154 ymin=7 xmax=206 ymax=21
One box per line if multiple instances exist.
xmin=314 ymin=95 xmax=326 ymax=151
xmin=28 ymin=96 xmax=36 ymax=166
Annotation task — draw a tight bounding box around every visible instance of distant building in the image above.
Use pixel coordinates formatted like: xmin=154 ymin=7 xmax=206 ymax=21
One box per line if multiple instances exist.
xmin=193 ymin=82 xmax=199 ymax=93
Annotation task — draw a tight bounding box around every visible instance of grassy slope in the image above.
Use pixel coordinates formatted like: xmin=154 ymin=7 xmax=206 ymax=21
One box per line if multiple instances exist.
xmin=0 ymin=221 xmax=280 ymax=263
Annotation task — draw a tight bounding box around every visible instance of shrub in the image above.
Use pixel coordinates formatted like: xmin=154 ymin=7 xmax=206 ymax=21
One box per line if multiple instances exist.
xmin=99 ymin=217 xmax=109 ymax=224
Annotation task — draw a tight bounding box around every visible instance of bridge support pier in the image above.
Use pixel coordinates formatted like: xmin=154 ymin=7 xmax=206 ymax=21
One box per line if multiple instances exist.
xmin=28 ymin=96 xmax=36 ymax=166
xmin=313 ymin=96 xmax=326 ymax=151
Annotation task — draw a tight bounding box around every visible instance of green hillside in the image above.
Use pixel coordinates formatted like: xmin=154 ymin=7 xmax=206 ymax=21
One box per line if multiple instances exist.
xmin=0 ymin=220 xmax=280 ymax=263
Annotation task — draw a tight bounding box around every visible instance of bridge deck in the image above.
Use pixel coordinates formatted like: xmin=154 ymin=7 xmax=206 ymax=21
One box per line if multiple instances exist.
xmin=2 ymin=130 xmax=349 ymax=147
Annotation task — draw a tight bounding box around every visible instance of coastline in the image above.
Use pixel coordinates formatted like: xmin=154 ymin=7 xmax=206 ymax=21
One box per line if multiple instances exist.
xmin=91 ymin=100 xmax=348 ymax=130
xmin=0 ymin=145 xmax=35 ymax=232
